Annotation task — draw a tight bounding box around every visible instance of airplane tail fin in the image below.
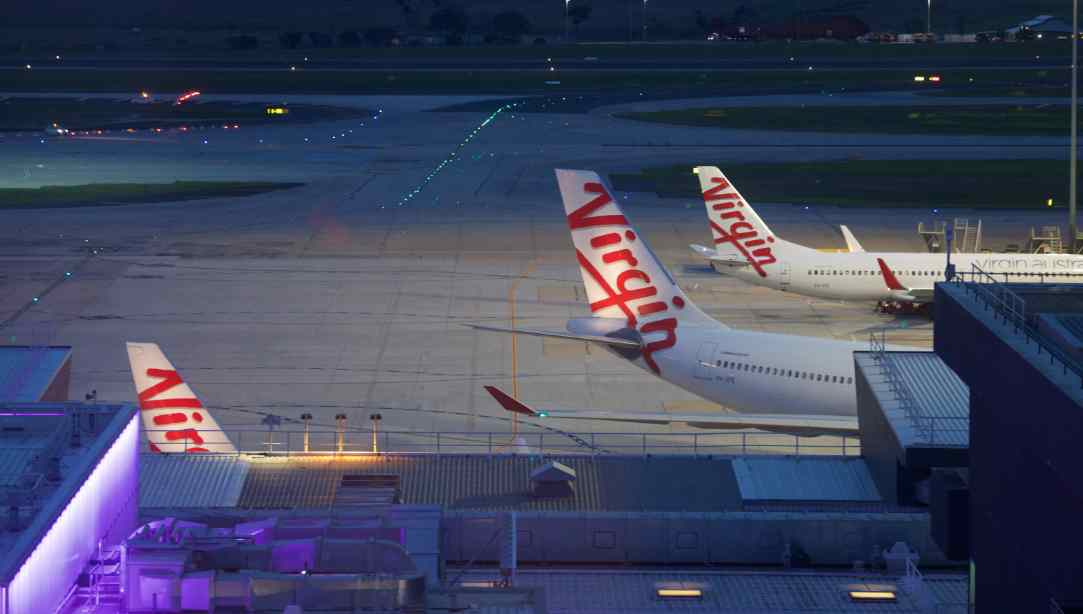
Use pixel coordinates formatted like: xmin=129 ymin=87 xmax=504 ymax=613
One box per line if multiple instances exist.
xmin=693 ymin=166 xmax=780 ymax=278
xmin=126 ymin=342 xmax=237 ymax=454
xmin=554 ymin=169 xmax=717 ymax=373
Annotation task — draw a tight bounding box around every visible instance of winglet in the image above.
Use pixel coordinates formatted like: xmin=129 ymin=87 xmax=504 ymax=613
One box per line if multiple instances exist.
xmin=876 ymin=258 xmax=907 ymax=291
xmin=840 ymin=225 xmax=865 ymax=252
xmin=484 ymin=385 xmax=538 ymax=417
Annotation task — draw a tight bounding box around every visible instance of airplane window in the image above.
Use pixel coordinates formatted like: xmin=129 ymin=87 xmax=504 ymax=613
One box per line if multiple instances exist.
xmin=723 ymin=361 xmax=729 ymax=368
xmin=847 ymin=377 xmax=853 ymax=384
xmin=716 ymin=360 xmax=721 ymax=367
xmin=816 ymin=374 xmax=822 ymax=381
xmin=830 ymin=375 xmax=837 ymax=383
xmin=801 ymin=372 xmax=807 ymax=379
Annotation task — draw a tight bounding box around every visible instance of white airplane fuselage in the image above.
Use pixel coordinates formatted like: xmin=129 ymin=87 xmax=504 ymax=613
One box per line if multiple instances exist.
xmin=716 ymin=240 xmax=1083 ymax=302
xmin=643 ymin=322 xmax=864 ymax=417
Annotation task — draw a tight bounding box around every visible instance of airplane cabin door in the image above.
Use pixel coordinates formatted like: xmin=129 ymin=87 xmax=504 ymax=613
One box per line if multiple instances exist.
xmin=696 ymin=342 xmax=717 ymax=378
xmin=778 ymin=262 xmax=792 ymax=290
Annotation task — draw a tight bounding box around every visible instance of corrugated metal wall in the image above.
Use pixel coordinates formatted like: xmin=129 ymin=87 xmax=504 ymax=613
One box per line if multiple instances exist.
xmin=444 ymin=510 xmax=949 ymax=566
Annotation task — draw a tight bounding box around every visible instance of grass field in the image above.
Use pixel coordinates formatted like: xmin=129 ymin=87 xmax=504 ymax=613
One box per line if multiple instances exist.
xmin=617 ymin=104 xmax=1072 ymax=135
xmin=0 ymin=66 xmax=1066 ymax=95
xmin=924 ymin=85 xmax=1070 ymax=97
xmin=611 ymin=160 xmax=1075 ymax=209
xmin=7 ymin=41 xmax=1074 ymax=62
xmin=0 ymin=98 xmax=369 ymax=131
xmin=0 ymin=181 xmax=304 ymax=208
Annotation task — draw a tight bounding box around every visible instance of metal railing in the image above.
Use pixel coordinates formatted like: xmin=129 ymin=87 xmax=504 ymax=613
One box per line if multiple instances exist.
xmin=870 ymin=333 xmax=966 ymax=446
xmin=144 ymin=428 xmax=861 ymax=458
xmin=951 ymin=263 xmax=1083 ymax=388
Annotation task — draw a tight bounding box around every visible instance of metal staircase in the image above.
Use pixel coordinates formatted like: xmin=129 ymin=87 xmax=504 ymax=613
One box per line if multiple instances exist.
xmin=57 ymin=544 xmax=123 ymax=613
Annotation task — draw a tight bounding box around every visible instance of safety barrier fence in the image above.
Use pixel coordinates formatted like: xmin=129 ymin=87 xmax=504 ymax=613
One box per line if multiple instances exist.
xmin=869 ymin=333 xmax=968 ymax=447
xmin=951 ymin=263 xmax=1083 ymax=389
xmin=144 ymin=428 xmax=861 ymax=457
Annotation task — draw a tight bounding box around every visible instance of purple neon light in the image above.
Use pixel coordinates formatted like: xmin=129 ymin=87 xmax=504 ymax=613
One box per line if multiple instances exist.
xmin=3 ymin=412 xmax=138 ymax=613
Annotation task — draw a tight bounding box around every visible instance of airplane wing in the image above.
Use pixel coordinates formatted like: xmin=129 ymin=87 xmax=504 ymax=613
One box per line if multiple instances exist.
xmin=877 ymin=258 xmax=933 ymax=304
xmin=468 ymin=324 xmax=641 ymax=349
xmin=689 ymin=243 xmax=751 ymax=268
xmin=840 ymin=225 xmax=865 ymax=253
xmin=484 ymin=386 xmax=858 ymax=437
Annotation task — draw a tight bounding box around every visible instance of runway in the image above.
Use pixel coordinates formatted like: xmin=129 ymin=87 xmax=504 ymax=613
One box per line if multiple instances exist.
xmin=0 ymin=90 xmax=1066 ymax=450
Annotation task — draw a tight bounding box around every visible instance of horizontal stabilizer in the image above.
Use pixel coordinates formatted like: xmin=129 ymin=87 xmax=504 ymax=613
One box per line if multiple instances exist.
xmin=689 ymin=243 xmax=716 ymax=258
xmin=690 ymin=244 xmax=752 ymax=268
xmin=876 ymin=258 xmax=934 ymax=304
xmin=469 ymin=324 xmax=641 ymax=349
xmin=483 ymin=386 xmax=858 ymax=437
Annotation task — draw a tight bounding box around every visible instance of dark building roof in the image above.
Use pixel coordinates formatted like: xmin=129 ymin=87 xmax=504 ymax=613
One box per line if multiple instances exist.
xmin=0 ymin=346 xmax=72 ymax=402
xmin=237 ymin=454 xmax=743 ymax=512
xmin=140 ymin=453 xmax=901 ymax=513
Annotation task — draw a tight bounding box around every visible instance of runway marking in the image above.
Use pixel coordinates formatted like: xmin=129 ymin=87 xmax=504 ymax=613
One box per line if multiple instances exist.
xmin=0 ymin=252 xmax=93 ymax=330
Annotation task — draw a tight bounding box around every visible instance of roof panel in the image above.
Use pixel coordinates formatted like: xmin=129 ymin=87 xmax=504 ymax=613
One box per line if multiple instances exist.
xmin=458 ymin=569 xmax=968 ymax=613
xmin=855 ymin=351 xmax=969 ymax=448
xmin=234 ymin=455 xmax=742 ymax=512
xmin=732 ymin=457 xmax=880 ymax=502
xmin=0 ymin=347 xmax=71 ymax=402
xmin=139 ymin=455 xmax=250 ymax=508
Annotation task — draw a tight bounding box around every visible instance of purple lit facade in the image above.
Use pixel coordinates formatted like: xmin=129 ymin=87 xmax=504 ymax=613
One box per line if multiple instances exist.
xmin=0 ymin=409 xmax=139 ymax=614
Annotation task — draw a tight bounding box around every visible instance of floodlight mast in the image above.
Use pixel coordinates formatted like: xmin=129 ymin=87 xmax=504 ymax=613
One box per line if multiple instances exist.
xmin=564 ymin=0 xmax=570 ymax=42
xmin=1072 ymin=0 xmax=1080 ymax=252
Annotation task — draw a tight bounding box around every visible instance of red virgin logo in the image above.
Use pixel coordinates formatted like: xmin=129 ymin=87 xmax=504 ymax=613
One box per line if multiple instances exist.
xmin=703 ymin=176 xmax=776 ymax=278
xmin=566 ymin=181 xmax=682 ymax=374
xmin=139 ymin=368 xmax=210 ymax=453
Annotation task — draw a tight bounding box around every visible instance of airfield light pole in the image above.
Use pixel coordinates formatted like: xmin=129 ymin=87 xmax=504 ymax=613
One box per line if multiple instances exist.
xmin=643 ymin=0 xmax=648 ymax=41
xmin=1072 ymin=0 xmax=1079 ymax=252
xmin=926 ymin=0 xmax=932 ymax=36
xmin=565 ymin=0 xmax=570 ymax=42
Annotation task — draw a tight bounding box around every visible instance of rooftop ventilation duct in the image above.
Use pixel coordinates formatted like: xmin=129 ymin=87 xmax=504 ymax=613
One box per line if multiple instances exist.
xmin=530 ymin=461 xmax=576 ymax=498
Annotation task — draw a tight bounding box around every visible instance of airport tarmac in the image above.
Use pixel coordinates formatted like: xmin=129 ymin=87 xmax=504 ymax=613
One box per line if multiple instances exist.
xmin=0 ymin=91 xmax=1071 ymax=451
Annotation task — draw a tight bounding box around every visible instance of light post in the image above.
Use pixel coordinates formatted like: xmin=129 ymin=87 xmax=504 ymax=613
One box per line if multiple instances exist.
xmin=1072 ymin=0 xmax=1079 ymax=252
xmin=642 ymin=0 xmax=648 ymax=41
xmin=335 ymin=413 xmax=347 ymax=453
xmin=370 ymin=413 xmax=382 ymax=453
xmin=564 ymin=0 xmax=570 ymax=42
xmin=300 ymin=413 xmax=312 ymax=453
xmin=926 ymin=0 xmax=932 ymax=36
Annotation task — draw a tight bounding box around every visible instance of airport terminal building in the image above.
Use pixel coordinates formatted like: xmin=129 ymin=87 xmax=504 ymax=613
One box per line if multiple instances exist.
xmin=6 ymin=276 xmax=1083 ymax=612
xmin=935 ymin=281 xmax=1083 ymax=612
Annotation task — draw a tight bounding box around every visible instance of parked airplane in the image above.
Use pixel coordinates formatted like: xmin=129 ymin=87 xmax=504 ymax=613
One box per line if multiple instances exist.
xmin=126 ymin=342 xmax=237 ymax=453
xmin=689 ymin=166 xmax=1083 ymax=307
xmin=474 ymin=169 xmax=923 ymax=436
